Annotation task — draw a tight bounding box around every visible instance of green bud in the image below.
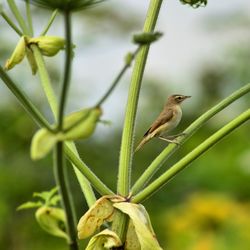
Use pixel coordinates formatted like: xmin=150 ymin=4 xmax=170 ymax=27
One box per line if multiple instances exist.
xmin=62 ymin=107 xmax=102 ymax=141
xmin=5 ymin=36 xmax=26 ymax=70
xmin=31 ymin=107 xmax=102 ymax=160
xmin=124 ymin=52 xmax=134 ymax=66
xmin=133 ymin=32 xmax=163 ymax=45
xmin=180 ymin=0 xmax=207 ymax=8
xmin=35 ymin=206 xmax=69 ymax=241
xmin=28 ymin=36 xmax=65 ymax=57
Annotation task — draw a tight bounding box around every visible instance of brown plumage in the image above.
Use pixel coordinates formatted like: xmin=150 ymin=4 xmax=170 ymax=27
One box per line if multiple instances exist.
xmin=135 ymin=94 xmax=191 ymax=152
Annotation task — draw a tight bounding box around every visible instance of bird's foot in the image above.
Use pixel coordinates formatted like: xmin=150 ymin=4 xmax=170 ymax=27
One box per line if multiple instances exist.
xmin=158 ymin=136 xmax=180 ymax=145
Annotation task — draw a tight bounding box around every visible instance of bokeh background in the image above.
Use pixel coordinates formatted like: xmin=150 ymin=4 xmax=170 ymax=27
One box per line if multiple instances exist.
xmin=0 ymin=0 xmax=250 ymax=249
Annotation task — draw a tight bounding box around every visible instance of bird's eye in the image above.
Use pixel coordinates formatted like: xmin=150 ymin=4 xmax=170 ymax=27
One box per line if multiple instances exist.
xmin=177 ymin=96 xmax=182 ymax=100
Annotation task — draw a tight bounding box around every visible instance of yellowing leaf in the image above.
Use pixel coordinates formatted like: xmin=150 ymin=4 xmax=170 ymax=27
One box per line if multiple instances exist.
xmin=125 ymin=220 xmax=141 ymax=250
xmin=31 ymin=128 xmax=58 ymax=160
xmin=35 ymin=206 xmax=69 ymax=241
xmin=86 ymin=229 xmax=122 ymax=250
xmin=114 ymin=202 xmax=163 ymax=250
xmin=77 ymin=196 xmax=116 ymax=239
xmin=5 ymin=36 xmax=26 ymax=70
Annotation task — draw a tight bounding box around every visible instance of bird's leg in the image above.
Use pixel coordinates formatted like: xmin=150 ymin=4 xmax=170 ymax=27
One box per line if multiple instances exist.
xmin=158 ymin=136 xmax=180 ymax=145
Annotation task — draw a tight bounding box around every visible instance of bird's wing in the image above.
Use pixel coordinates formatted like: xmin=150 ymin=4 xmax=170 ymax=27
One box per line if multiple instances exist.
xmin=144 ymin=108 xmax=174 ymax=136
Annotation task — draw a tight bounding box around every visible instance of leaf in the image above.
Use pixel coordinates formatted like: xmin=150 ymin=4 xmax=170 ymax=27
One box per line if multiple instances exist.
xmin=31 ymin=128 xmax=58 ymax=160
xmin=17 ymin=201 xmax=43 ymax=210
xmin=25 ymin=47 xmax=38 ymax=74
xmin=77 ymin=196 xmax=116 ymax=239
xmin=86 ymin=229 xmax=122 ymax=250
xmin=33 ymin=187 xmax=59 ymax=205
xmin=35 ymin=206 xmax=69 ymax=241
xmin=114 ymin=202 xmax=163 ymax=250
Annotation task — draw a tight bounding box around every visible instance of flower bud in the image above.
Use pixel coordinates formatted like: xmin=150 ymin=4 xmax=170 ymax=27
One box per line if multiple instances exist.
xmin=28 ymin=36 xmax=65 ymax=57
xmin=133 ymin=32 xmax=163 ymax=45
xmin=5 ymin=36 xmax=26 ymax=70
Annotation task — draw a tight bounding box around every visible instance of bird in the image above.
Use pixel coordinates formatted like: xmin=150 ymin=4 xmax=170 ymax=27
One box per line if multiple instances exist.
xmin=135 ymin=94 xmax=191 ymax=152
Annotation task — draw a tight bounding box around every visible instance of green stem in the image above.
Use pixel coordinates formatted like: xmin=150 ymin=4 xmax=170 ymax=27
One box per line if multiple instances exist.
xmin=54 ymin=142 xmax=78 ymax=250
xmin=7 ymin=0 xmax=30 ymax=35
xmin=117 ymin=0 xmax=163 ymax=196
xmin=40 ymin=9 xmax=58 ymax=36
xmin=113 ymin=0 xmax=163 ymax=244
xmin=95 ymin=47 xmax=141 ymax=108
xmin=57 ymin=10 xmax=72 ymax=131
xmin=131 ymin=82 xmax=250 ymax=194
xmin=31 ymin=44 xmax=58 ymax=119
xmin=132 ymin=109 xmax=250 ymax=203
xmin=0 ymin=66 xmax=53 ymax=131
xmin=64 ymin=144 xmax=114 ymax=196
xmin=32 ymin=43 xmax=97 ymax=207
xmin=25 ymin=0 xmax=33 ymax=36
xmin=1 ymin=11 xmax=23 ymax=36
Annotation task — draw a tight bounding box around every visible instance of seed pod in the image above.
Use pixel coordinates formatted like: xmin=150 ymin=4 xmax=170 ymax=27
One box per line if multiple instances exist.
xmin=5 ymin=36 xmax=26 ymax=70
xmin=28 ymin=36 xmax=65 ymax=57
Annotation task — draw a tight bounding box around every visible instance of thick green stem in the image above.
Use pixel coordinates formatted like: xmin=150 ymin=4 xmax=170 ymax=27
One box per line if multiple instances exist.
xmin=131 ymin=82 xmax=250 ymax=194
xmin=54 ymin=142 xmax=78 ymax=250
xmin=132 ymin=109 xmax=250 ymax=203
xmin=1 ymin=11 xmax=23 ymax=36
xmin=95 ymin=47 xmax=141 ymax=108
xmin=114 ymin=0 xmax=163 ymax=245
xmin=7 ymin=0 xmax=30 ymax=35
xmin=40 ymin=9 xmax=58 ymax=36
xmin=117 ymin=0 xmax=163 ymax=196
xmin=57 ymin=10 xmax=72 ymax=131
xmin=32 ymin=43 xmax=97 ymax=207
xmin=0 ymin=66 xmax=52 ymax=131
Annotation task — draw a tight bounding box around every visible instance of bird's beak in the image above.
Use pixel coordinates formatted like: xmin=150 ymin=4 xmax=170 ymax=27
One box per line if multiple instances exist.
xmin=184 ymin=95 xmax=191 ymax=99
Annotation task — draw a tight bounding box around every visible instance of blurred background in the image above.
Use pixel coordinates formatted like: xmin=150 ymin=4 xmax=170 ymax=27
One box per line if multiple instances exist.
xmin=0 ymin=0 xmax=250 ymax=249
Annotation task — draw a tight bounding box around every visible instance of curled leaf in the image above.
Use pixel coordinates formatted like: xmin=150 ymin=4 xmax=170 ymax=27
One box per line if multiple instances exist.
xmin=114 ymin=202 xmax=163 ymax=250
xmin=35 ymin=206 xmax=69 ymax=241
xmin=28 ymin=36 xmax=65 ymax=57
xmin=86 ymin=229 xmax=122 ymax=250
xmin=5 ymin=36 xmax=26 ymax=70
xmin=77 ymin=196 xmax=116 ymax=239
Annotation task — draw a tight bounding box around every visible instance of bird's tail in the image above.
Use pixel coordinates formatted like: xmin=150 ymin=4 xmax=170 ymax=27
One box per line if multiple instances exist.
xmin=134 ymin=136 xmax=150 ymax=153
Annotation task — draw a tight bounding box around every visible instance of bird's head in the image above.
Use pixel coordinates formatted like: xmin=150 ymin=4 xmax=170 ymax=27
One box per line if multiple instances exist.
xmin=168 ymin=94 xmax=191 ymax=104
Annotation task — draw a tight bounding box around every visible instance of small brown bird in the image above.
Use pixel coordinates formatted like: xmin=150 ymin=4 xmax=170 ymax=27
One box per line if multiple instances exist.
xmin=135 ymin=94 xmax=191 ymax=152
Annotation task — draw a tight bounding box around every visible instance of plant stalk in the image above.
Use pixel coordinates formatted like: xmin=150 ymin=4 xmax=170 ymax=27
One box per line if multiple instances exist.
xmin=1 ymin=11 xmax=23 ymax=36
xmin=132 ymin=109 xmax=250 ymax=203
xmin=114 ymin=0 xmax=163 ymax=245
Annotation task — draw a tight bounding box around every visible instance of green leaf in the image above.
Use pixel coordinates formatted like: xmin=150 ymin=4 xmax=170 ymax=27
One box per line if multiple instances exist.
xmin=133 ymin=31 xmax=163 ymax=45
xmin=17 ymin=201 xmax=43 ymax=210
xmin=114 ymin=202 xmax=163 ymax=250
xmin=35 ymin=206 xmax=69 ymax=241
xmin=86 ymin=229 xmax=122 ymax=250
